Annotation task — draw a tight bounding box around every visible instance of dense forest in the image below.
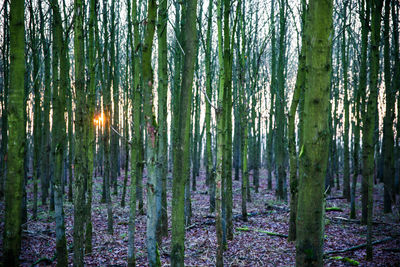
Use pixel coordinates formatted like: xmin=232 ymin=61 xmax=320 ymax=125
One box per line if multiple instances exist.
xmin=0 ymin=0 xmax=399 ymax=266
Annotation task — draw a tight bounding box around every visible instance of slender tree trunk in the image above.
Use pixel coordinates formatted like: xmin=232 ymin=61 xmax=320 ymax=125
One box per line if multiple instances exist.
xmin=267 ymin=0 xmax=277 ymax=191
xmin=382 ymin=0 xmax=394 ymax=214
xmin=0 ymin=0 xmax=9 ymax=200
xmin=350 ymin=59 xmax=360 ymax=219
xmin=157 ymin=0 xmax=168 ymax=239
xmin=40 ymin=0 xmax=51 ymax=206
xmin=141 ymin=0 xmax=160 ymax=265
xmin=223 ymin=0 xmax=234 ymax=242
xmin=3 ymin=0 xmax=25 ymax=264
xmin=128 ymin=0 xmax=140 ymax=265
xmin=364 ymin=0 xmax=383 ymax=260
xmin=73 ymin=0 xmax=87 ymax=265
xmin=342 ymin=0 xmax=351 ymax=202
xmin=51 ymin=2 xmax=68 ymax=264
xmin=205 ymin=1 xmax=214 ymax=213
xmin=110 ymin=0 xmax=119 ymax=196
xmin=216 ymin=0 xmax=225 ymax=265
xmin=392 ymin=0 xmax=400 ymax=199
xmin=295 ymin=0 xmax=333 ymax=265
xmin=85 ymin=0 xmax=98 ymax=253
xmin=359 ymin=0 xmax=370 ymax=225
xmin=288 ymin=0 xmax=306 ymax=241
xmin=171 ymin=0 xmax=198 ymax=265
xmin=29 ymin=1 xmax=40 ymax=220
xmin=276 ymin=0 xmax=287 ymax=201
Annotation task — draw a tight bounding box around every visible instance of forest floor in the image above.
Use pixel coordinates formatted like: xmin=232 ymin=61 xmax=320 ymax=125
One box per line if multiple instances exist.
xmin=0 ymin=168 xmax=400 ymax=266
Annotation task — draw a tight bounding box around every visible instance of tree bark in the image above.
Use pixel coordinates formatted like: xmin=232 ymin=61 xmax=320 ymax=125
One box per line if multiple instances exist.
xmin=295 ymin=0 xmax=333 ymax=265
xmin=3 ymin=0 xmax=25 ymax=265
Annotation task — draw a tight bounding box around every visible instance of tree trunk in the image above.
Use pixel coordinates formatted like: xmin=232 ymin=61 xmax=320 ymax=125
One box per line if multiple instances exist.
xmin=295 ymin=0 xmax=333 ymax=265
xmin=73 ymin=0 xmax=87 ymax=265
xmin=51 ymin=2 xmax=69 ymax=265
xmin=342 ymin=0 xmax=351 ymax=202
xmin=363 ymin=0 xmax=383 ymax=260
xmin=157 ymin=0 xmax=168 ymax=238
xmin=359 ymin=0 xmax=370 ymax=225
xmin=171 ymin=0 xmax=198 ymax=264
xmin=382 ymin=0 xmax=394 ymax=214
xmin=3 ymin=0 xmax=25 ymax=264
xmin=267 ymin=0 xmax=277 ymax=191
xmin=288 ymin=0 xmax=306 ymax=241
xmin=141 ymin=0 xmax=160 ymax=265
xmin=205 ymin=0 xmax=214 ymax=213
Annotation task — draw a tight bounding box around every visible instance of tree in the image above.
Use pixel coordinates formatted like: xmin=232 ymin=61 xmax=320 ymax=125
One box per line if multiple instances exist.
xmin=73 ymin=0 xmax=87 ymax=265
xmin=216 ymin=0 xmax=225 ymax=264
xmin=359 ymin=0 xmax=370 ymax=225
xmin=28 ymin=0 xmax=40 ymax=220
xmin=295 ymin=0 xmax=333 ymax=265
xmin=267 ymin=0 xmax=277 ymax=191
xmin=85 ymin=0 xmax=98 ymax=253
xmin=141 ymin=0 xmax=160 ymax=265
xmin=51 ymin=0 xmax=68 ymax=264
xmin=39 ymin=0 xmax=51 ymax=206
xmin=382 ymin=0 xmax=394 ymax=214
xmin=110 ymin=0 xmax=120 ymax=196
xmin=157 ymin=0 xmax=168 ymax=239
xmin=364 ymin=0 xmax=383 ymax=260
xmin=3 ymin=0 xmax=25 ymax=265
xmin=342 ymin=0 xmax=351 ymax=202
xmin=171 ymin=0 xmax=198 ymax=264
xmin=204 ymin=0 xmax=215 ymax=213
xmin=288 ymin=0 xmax=307 ymax=241
xmin=0 ymin=0 xmax=9 ymax=200
xmin=275 ymin=0 xmax=287 ymax=201
xmin=102 ymin=0 xmax=114 ymax=235
xmin=128 ymin=0 xmax=141 ymax=265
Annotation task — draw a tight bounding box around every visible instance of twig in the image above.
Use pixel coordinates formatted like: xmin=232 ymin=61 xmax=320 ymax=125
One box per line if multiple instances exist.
xmin=236 ymin=226 xmax=288 ymax=238
xmin=23 ymin=230 xmax=53 ymax=241
xmin=332 ymin=216 xmax=400 ymax=226
xmin=200 ymin=87 xmax=218 ymax=111
xmin=111 ymin=126 xmax=131 ymax=145
xmin=324 ymin=237 xmax=394 ymax=255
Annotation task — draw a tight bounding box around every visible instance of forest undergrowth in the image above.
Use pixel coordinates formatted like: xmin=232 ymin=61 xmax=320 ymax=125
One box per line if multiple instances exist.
xmin=0 ymin=169 xmax=399 ymax=266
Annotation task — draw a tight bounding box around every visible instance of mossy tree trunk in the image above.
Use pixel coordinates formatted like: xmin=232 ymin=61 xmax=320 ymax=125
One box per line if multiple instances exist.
xmin=276 ymin=0 xmax=287 ymax=201
xmin=171 ymin=0 xmax=198 ymax=265
xmin=216 ymin=0 xmax=225 ymax=264
xmin=141 ymin=0 xmax=160 ymax=265
xmin=204 ymin=0 xmax=215 ymax=213
xmin=0 ymin=0 xmax=10 ymax=199
xmin=128 ymin=0 xmax=141 ymax=265
xmin=110 ymin=0 xmax=120 ymax=196
xmin=73 ymin=0 xmax=87 ymax=265
xmin=223 ymin=0 xmax=234 ymax=242
xmin=382 ymin=0 xmax=394 ymax=214
xmin=288 ymin=0 xmax=306 ymax=242
xmin=0 ymin=0 xmax=9 ymax=200
xmin=28 ymin=1 xmax=40 ymax=220
xmin=267 ymin=0 xmax=277 ymax=191
xmin=3 ymin=0 xmax=25 ymax=265
xmin=295 ymin=0 xmax=333 ymax=265
xmin=238 ymin=0 xmax=248 ymax=223
xmin=40 ymin=0 xmax=51 ymax=206
xmin=359 ymin=0 xmax=370 ymax=225
xmin=363 ymin=0 xmax=383 ymax=260
xmin=157 ymin=0 xmax=168 ymax=238
xmin=392 ymin=0 xmax=400 ymax=198
xmin=85 ymin=0 xmax=98 ymax=253
xmin=341 ymin=0 xmax=351 ymax=202
xmin=51 ymin=1 xmax=69 ymax=265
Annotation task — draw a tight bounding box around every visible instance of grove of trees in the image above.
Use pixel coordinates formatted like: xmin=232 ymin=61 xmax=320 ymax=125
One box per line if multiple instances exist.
xmin=0 ymin=0 xmax=399 ymax=266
